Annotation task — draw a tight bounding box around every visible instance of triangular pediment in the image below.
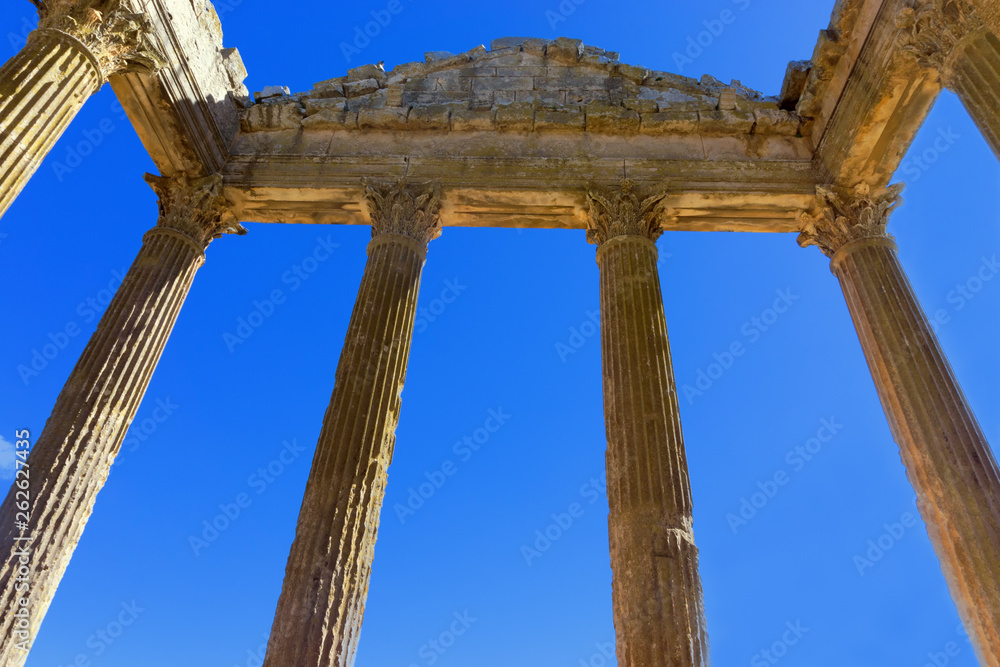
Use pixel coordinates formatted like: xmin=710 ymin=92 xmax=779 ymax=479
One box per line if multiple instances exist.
xmin=241 ymin=37 xmax=802 ymax=137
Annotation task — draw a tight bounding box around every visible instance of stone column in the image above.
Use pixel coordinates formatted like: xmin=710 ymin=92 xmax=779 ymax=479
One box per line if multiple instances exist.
xmin=897 ymin=0 xmax=1000 ymax=159
xmin=263 ymin=180 xmax=441 ymax=667
xmin=799 ymin=184 xmax=1000 ymax=666
xmin=586 ymin=181 xmax=710 ymax=667
xmin=0 ymin=0 xmax=159 ymax=219
xmin=0 ymin=174 xmax=243 ymax=665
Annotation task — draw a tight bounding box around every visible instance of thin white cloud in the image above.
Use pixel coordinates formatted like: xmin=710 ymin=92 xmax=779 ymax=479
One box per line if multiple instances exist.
xmin=0 ymin=436 xmax=16 ymax=480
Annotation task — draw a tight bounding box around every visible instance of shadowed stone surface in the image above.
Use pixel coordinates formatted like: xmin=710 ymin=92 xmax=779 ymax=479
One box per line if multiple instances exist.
xmin=895 ymin=0 xmax=1000 ymax=160
xmin=0 ymin=173 xmax=243 ymax=664
xmin=587 ymin=181 xmax=710 ymax=667
xmin=800 ymin=184 xmax=1000 ymax=667
xmin=263 ymin=180 xmax=440 ymax=667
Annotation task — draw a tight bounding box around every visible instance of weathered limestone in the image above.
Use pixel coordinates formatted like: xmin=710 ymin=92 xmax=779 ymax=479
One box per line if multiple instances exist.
xmin=799 ymin=184 xmax=1000 ymax=666
xmin=0 ymin=0 xmax=159 ymax=219
xmin=587 ymin=181 xmax=710 ymax=667
xmin=0 ymin=173 xmax=242 ymax=664
xmin=897 ymin=0 xmax=1000 ymax=160
xmin=225 ymin=39 xmax=817 ymax=234
xmin=241 ymin=38 xmax=801 ymax=137
xmin=263 ymin=180 xmax=441 ymax=667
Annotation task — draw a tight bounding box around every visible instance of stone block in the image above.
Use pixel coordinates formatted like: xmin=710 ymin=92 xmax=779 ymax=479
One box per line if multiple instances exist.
xmin=241 ymin=103 xmax=303 ymax=132
xmin=470 ymin=91 xmax=494 ymax=109
xmin=717 ymin=88 xmax=737 ymax=110
xmin=497 ymin=66 xmax=547 ymax=77
xmin=472 ymin=51 xmax=521 ymax=67
xmin=426 ymin=52 xmax=473 ymax=70
xmin=582 ymin=45 xmax=619 ymax=64
xmin=461 ymin=66 xmax=497 ymax=77
xmin=495 ymin=102 xmax=534 ymax=131
xmin=253 ymin=86 xmax=292 ymax=103
xmin=491 ymin=37 xmax=530 ymax=50
xmin=304 ymin=97 xmax=348 ymax=116
xmin=386 ymin=85 xmax=404 ymax=107
xmin=494 ymin=90 xmax=517 ymax=105
xmin=516 ymin=90 xmax=567 ymax=106
xmin=644 ymin=70 xmax=701 ymax=90
xmin=259 ymin=85 xmax=290 ymax=99
xmin=752 ymin=108 xmax=801 ymax=136
xmin=639 ymin=110 xmax=700 ymax=135
xmin=779 ymin=60 xmax=811 ymax=110
xmin=302 ymin=109 xmax=358 ymax=130
xmin=358 ymin=107 xmax=409 ymax=130
xmin=465 ymin=45 xmax=488 ymax=59
xmin=566 ymin=90 xmax=611 ymax=106
xmin=387 ymin=61 xmax=425 ymax=82
xmin=535 ymin=109 xmax=585 ymax=132
xmin=624 ymin=99 xmax=658 ymax=114
xmin=348 ymin=63 xmax=386 ymax=85
xmin=699 ymin=109 xmax=755 ymax=134
xmin=348 ymin=89 xmax=387 ymax=110
xmin=700 ymin=74 xmax=726 ymax=89
xmin=534 ymin=75 xmax=610 ymax=91
xmin=402 ymin=91 xmax=474 ymax=106
xmin=637 ymin=87 xmax=702 ymax=107
xmin=586 ymin=105 xmax=640 ymax=133
xmin=520 ymin=38 xmax=549 ymax=57
xmin=547 ymin=37 xmax=583 ymax=63
xmin=310 ymin=82 xmax=345 ymax=99
xmin=425 ymin=51 xmax=456 ymax=62
xmin=405 ymin=74 xmax=472 ymax=92
xmin=343 ymin=78 xmax=381 ymax=97
xmin=408 ymin=104 xmax=453 ymax=130
xmin=220 ymin=47 xmax=247 ymax=88
xmin=473 ymin=76 xmax=534 ymax=91
xmin=451 ymin=109 xmax=495 ymax=131
xmin=608 ymin=78 xmax=641 ymax=105
xmin=615 ymin=63 xmax=649 ymax=84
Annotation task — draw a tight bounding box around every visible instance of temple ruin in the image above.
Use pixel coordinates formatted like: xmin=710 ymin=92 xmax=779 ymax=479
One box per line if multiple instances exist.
xmin=1 ymin=0 xmax=999 ymax=664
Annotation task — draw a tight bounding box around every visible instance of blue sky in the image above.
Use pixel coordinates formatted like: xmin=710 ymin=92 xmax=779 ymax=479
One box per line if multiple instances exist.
xmin=1 ymin=0 xmax=998 ymax=665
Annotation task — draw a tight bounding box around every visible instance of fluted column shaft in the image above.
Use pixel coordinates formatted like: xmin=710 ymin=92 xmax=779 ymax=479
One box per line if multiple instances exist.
xmin=948 ymin=28 xmax=1000 ymax=158
xmin=0 ymin=1 xmax=159 ymax=220
xmin=0 ymin=29 xmax=101 ymax=218
xmin=897 ymin=1 xmax=1000 ymax=159
xmin=264 ymin=181 xmax=440 ymax=667
xmin=588 ymin=182 xmax=710 ymax=667
xmin=800 ymin=183 xmax=1000 ymax=667
xmin=833 ymin=238 xmax=1000 ymax=665
xmin=0 ymin=174 xmax=240 ymax=666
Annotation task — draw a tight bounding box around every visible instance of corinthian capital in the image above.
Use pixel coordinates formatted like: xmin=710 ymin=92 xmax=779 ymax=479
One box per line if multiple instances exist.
xmin=145 ymin=173 xmax=246 ymax=251
xmin=362 ymin=179 xmax=442 ymax=247
xmin=797 ymin=183 xmax=905 ymax=257
xmin=896 ymin=0 xmax=984 ymax=81
xmin=37 ymin=0 xmax=162 ymax=79
xmin=585 ymin=180 xmax=667 ymax=246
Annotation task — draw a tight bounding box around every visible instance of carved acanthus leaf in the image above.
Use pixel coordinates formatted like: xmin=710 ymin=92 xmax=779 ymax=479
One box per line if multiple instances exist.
xmin=585 ymin=180 xmax=667 ymax=245
xmin=896 ymin=0 xmax=983 ymax=78
xmin=145 ymin=173 xmax=245 ymax=250
xmin=38 ymin=0 xmax=163 ymax=78
xmin=797 ymin=183 xmax=904 ymax=257
xmin=363 ymin=179 xmax=442 ymax=247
